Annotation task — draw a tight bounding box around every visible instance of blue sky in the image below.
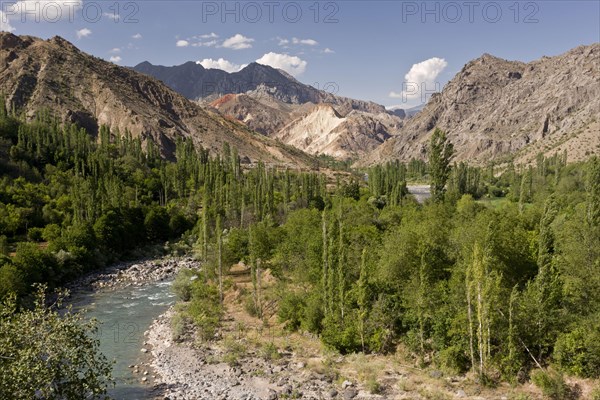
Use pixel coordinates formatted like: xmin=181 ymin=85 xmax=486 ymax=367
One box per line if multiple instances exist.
xmin=1 ymin=1 xmax=599 ymax=108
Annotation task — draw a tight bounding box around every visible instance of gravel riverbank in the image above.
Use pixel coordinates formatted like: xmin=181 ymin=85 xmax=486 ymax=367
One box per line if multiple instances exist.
xmin=145 ymin=309 xmax=355 ymax=400
xmin=67 ymin=256 xmax=197 ymax=292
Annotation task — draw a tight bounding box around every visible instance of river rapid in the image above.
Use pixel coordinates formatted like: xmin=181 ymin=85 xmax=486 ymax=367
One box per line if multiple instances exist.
xmin=68 ymin=258 xmax=195 ymax=399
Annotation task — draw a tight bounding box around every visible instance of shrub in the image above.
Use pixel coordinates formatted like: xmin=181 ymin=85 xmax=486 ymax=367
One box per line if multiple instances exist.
xmin=41 ymin=224 xmax=61 ymax=242
xmin=554 ymin=325 xmax=600 ymax=378
xmin=0 ymin=287 xmax=113 ymax=398
xmin=591 ymin=384 xmax=600 ymax=400
xmin=277 ymin=291 xmax=306 ymax=331
xmin=27 ymin=227 xmax=43 ymax=242
xmin=223 ymin=336 xmax=247 ymax=366
xmin=172 ymin=269 xmax=197 ymax=302
xmin=366 ymin=376 xmax=382 ymax=394
xmin=438 ymin=344 xmax=470 ymax=374
xmin=244 ymin=297 xmax=259 ymax=318
xmin=144 ymin=207 xmax=171 ymax=241
xmin=530 ymin=369 xmax=569 ymax=400
xmin=169 ymin=213 xmax=190 ymax=237
xmin=301 ymin=290 xmax=324 ymax=334
xmin=13 ymin=242 xmax=57 ymax=286
xmin=0 ymin=263 xmax=26 ymax=297
xmin=260 ymin=342 xmax=280 ymax=361
xmin=0 ymin=235 xmax=9 ymax=255
xmin=186 ymin=279 xmax=223 ymax=341
xmin=171 ymin=311 xmax=189 ymax=342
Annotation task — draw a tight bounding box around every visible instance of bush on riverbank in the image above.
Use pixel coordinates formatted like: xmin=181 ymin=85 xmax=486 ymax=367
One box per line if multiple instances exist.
xmin=172 ymin=271 xmax=223 ymax=342
xmin=0 ymin=286 xmax=113 ymax=399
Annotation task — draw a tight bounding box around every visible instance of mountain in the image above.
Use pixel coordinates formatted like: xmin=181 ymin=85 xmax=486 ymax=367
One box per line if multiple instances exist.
xmin=274 ymin=105 xmax=400 ymax=159
xmin=133 ymin=61 xmax=387 ymax=115
xmin=134 ymin=60 xmax=408 ymax=159
xmin=388 ymin=108 xmax=407 ymax=119
xmin=207 ymin=93 xmax=313 ymax=136
xmin=0 ymin=33 xmax=315 ymax=167
xmin=405 ymin=104 xmax=425 ymax=117
xmin=209 ymin=93 xmax=402 ymax=159
xmin=359 ymin=44 xmax=600 ymax=166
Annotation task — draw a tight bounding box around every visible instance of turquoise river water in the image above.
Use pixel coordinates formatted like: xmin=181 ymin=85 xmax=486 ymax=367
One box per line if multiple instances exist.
xmin=71 ymin=279 xmax=175 ymax=399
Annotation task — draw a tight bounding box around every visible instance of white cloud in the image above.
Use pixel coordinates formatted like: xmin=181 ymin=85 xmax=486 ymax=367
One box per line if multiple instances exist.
xmin=292 ymin=37 xmax=318 ymax=46
xmin=1 ymin=11 xmax=15 ymax=32
xmin=132 ymin=33 xmax=142 ymax=39
xmin=200 ymin=32 xmax=218 ymax=39
xmin=76 ymin=28 xmax=91 ymax=39
xmin=109 ymin=55 xmax=122 ymax=63
xmin=389 ymin=57 xmax=448 ymax=104
xmin=222 ymin=34 xmax=254 ymax=50
xmin=255 ymin=52 xmax=307 ymax=77
xmin=197 ymin=58 xmax=245 ymax=73
xmin=322 ymin=48 xmax=335 ymax=54
xmin=109 ymin=47 xmax=121 ymax=54
xmin=278 ymin=37 xmax=319 ymax=47
xmin=176 ymin=40 xmax=189 ymax=47
xmin=103 ymin=12 xmax=119 ymax=21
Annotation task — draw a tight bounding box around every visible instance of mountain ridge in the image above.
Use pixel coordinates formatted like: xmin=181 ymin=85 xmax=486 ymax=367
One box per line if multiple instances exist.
xmin=0 ymin=33 xmax=315 ymax=167
xmin=133 ymin=60 xmax=388 ymax=115
xmin=358 ymin=43 xmax=600 ymax=166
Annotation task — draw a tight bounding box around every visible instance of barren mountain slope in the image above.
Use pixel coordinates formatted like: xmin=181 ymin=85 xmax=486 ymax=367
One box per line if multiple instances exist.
xmin=359 ymin=44 xmax=600 ymax=166
xmin=209 ymin=92 xmax=403 ymax=159
xmin=273 ymin=104 xmax=399 ymax=159
xmin=0 ymin=33 xmax=315 ymax=167
xmin=134 ymin=61 xmax=388 ymax=115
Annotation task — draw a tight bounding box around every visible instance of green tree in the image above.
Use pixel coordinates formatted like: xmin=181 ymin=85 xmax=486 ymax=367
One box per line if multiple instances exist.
xmin=428 ymin=128 xmax=454 ymax=202
xmin=144 ymin=207 xmax=170 ymax=241
xmin=466 ymin=241 xmax=501 ymax=376
xmin=521 ymin=195 xmax=564 ymax=362
xmin=0 ymin=287 xmax=113 ymax=399
xmin=93 ymin=210 xmax=126 ymax=252
xmin=357 ymin=248 xmax=370 ymax=351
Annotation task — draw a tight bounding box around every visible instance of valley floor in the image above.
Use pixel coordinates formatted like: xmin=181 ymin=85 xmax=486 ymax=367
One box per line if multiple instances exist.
xmin=142 ymin=264 xmax=594 ymax=400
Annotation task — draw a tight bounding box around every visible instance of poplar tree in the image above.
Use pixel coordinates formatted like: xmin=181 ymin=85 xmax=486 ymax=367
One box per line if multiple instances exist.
xmin=466 ymin=241 xmax=501 ymax=376
xmin=428 ymin=128 xmax=454 ymax=202
xmin=216 ymin=215 xmax=223 ymax=303
xmin=357 ymin=248 xmax=369 ymax=352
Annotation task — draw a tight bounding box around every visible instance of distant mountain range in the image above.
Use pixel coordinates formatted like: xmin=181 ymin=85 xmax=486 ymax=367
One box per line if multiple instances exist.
xmin=133 ymin=61 xmax=405 ymax=159
xmin=206 ymin=93 xmax=403 ymax=159
xmin=133 ymin=61 xmax=388 ymax=115
xmin=1 ymin=32 xmax=597 ymax=167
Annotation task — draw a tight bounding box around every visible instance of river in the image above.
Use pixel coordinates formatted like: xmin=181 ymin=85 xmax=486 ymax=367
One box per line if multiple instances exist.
xmin=70 ymin=278 xmax=176 ymax=399
xmin=407 ymin=185 xmax=431 ymax=203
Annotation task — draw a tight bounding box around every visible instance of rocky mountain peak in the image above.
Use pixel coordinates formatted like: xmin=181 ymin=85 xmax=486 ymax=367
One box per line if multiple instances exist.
xmin=358 ymin=43 xmax=600 ymax=167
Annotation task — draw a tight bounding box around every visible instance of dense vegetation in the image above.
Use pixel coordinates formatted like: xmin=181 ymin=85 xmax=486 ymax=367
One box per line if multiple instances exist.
xmin=0 ymin=101 xmax=598 ymax=394
xmin=0 ymin=103 xmax=332 ymax=397
xmin=0 ymin=102 xmax=331 ymax=299
xmin=179 ymin=128 xmax=599 ymax=387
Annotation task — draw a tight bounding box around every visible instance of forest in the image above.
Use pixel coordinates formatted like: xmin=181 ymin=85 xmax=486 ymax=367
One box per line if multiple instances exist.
xmin=0 ymin=101 xmax=598 ymax=397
